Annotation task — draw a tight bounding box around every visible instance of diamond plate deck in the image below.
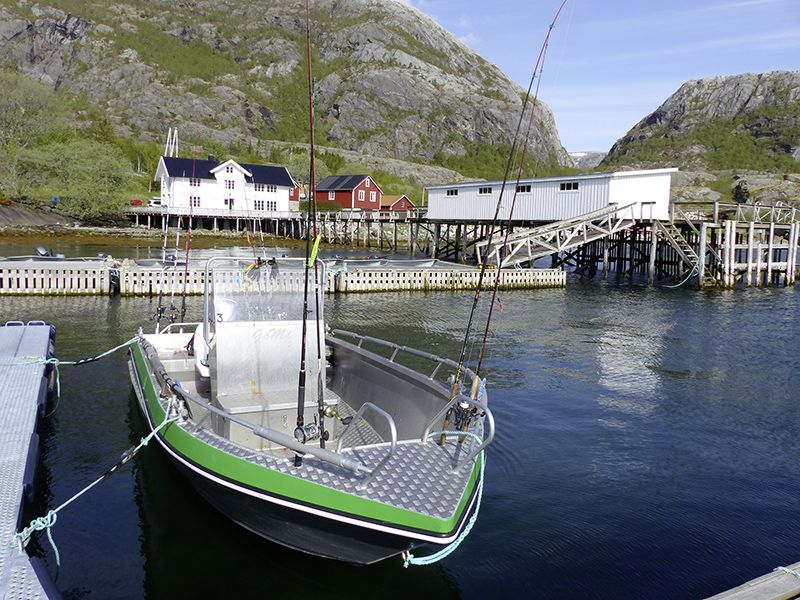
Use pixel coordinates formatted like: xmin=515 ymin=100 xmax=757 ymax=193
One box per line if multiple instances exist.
xmin=0 ymin=323 xmax=56 ymax=600
xmin=181 ymin=409 xmax=482 ymax=521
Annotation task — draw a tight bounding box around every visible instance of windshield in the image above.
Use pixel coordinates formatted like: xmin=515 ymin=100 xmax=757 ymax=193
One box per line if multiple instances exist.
xmin=206 ymin=257 xmax=325 ymax=328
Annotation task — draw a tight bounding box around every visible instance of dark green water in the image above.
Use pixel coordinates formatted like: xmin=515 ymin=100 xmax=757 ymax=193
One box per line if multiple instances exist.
xmin=2 ymin=243 xmax=800 ymax=599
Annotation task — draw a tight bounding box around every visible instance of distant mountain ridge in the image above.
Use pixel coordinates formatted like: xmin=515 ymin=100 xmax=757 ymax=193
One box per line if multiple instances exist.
xmin=602 ymin=71 xmax=800 ymax=204
xmin=0 ymin=0 xmax=571 ymax=178
xmin=603 ymin=71 xmax=800 ymax=171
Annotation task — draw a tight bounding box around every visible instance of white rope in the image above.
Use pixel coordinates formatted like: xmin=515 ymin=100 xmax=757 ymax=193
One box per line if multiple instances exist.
xmin=402 ymin=431 xmax=486 ymax=568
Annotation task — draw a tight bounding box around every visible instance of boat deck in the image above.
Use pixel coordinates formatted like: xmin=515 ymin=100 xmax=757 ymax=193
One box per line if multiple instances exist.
xmin=184 ymin=418 xmax=479 ymax=520
xmin=0 ymin=322 xmax=58 ymax=599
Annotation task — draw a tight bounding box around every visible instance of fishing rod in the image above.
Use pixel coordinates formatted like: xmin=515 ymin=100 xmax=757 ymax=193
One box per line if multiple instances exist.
xmin=154 ymin=203 xmax=171 ymax=333
xmin=293 ymin=0 xmax=323 ymax=465
xmin=180 ymin=156 xmax=196 ymax=322
xmin=440 ymin=0 xmax=569 ymax=443
xmin=475 ymin=17 xmax=560 ymax=378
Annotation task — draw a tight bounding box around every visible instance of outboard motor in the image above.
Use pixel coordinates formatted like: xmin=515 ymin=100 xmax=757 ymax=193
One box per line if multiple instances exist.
xmin=35 ymin=246 xmax=52 ymax=257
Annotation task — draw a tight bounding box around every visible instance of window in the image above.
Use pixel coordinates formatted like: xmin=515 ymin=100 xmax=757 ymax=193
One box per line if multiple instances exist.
xmin=254 ymin=200 xmax=264 ymax=210
xmin=370 ymin=191 xmax=376 ymax=203
xmin=266 ymin=184 xmax=276 ymax=193
xmin=358 ymin=190 xmax=365 ymax=201
xmin=559 ymin=181 xmax=579 ymax=191
xmin=269 ymin=201 xmax=276 ymax=211
xmin=225 ymin=165 xmax=233 ymax=173
xmin=225 ymin=179 xmax=234 ymax=190
xmin=328 ymin=191 xmax=335 ymax=201
xmin=516 ymin=184 xmax=531 ymax=193
xmin=478 ymin=186 xmax=492 ymax=195
xmin=446 ymin=189 xmax=458 ymax=197
xmin=223 ymin=198 xmax=228 ymax=205
xmin=189 ymin=178 xmax=200 ymax=187
xmin=255 ymin=183 xmax=264 ymax=192
xmin=190 ymin=196 xmax=200 ymax=207
xmin=365 ymin=178 xmax=370 ymax=188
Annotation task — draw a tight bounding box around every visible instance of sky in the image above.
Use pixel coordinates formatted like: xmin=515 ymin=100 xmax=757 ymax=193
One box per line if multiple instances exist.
xmin=393 ymin=0 xmax=800 ymax=152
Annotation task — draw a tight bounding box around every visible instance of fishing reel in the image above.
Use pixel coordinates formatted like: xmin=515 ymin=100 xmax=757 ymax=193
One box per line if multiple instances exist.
xmin=323 ymin=402 xmax=353 ymax=426
xmin=294 ymin=416 xmax=329 ymax=444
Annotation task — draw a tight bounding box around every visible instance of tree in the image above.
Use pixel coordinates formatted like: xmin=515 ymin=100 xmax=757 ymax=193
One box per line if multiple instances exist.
xmin=0 ymin=71 xmax=67 ymax=198
xmin=22 ymin=139 xmax=135 ymax=219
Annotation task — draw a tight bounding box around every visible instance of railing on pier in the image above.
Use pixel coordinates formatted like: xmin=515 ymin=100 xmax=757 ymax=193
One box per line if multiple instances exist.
xmin=671 ymin=201 xmax=799 ymax=225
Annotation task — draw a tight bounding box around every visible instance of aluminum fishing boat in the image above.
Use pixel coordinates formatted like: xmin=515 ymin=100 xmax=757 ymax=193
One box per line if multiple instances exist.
xmin=128 ymin=256 xmax=493 ymax=564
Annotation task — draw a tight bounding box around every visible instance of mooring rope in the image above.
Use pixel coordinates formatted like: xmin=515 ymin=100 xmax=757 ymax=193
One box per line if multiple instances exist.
xmin=402 ymin=431 xmax=486 ymax=568
xmin=663 ymin=264 xmax=699 ymax=289
xmin=0 ymin=337 xmax=140 ymax=417
xmin=11 ymin=397 xmax=180 ymax=570
xmin=774 ymin=566 xmax=800 ymax=579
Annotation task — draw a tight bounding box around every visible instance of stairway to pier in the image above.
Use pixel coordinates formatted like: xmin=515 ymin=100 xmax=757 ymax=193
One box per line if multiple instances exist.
xmin=475 ymin=202 xmax=637 ymax=268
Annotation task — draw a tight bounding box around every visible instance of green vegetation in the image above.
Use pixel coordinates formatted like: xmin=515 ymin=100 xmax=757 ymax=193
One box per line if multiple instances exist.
xmin=0 ymin=71 xmax=148 ymax=221
xmin=435 ymin=141 xmax=581 ymax=181
xmin=604 ymin=103 xmax=800 ymax=172
xmin=370 ymin=170 xmax=424 ymax=205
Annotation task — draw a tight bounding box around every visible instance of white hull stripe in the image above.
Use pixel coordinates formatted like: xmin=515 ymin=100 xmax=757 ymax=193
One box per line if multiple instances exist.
xmin=133 ymin=376 xmax=477 ymax=546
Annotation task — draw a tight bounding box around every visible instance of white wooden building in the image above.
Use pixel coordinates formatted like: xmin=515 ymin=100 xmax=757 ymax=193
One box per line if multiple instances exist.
xmin=425 ymin=168 xmax=678 ymax=222
xmin=154 ymin=156 xmax=300 ymax=214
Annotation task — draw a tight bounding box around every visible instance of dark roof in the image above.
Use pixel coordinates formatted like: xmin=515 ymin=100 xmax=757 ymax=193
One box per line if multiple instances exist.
xmin=316 ymin=175 xmax=368 ymax=191
xmin=161 ymin=157 xmax=295 ymax=187
xmin=242 ymin=164 xmax=295 ymax=187
xmin=161 ymin=157 xmax=217 ymax=179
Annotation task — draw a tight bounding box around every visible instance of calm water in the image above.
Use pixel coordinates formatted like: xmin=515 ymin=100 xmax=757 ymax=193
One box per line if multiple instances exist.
xmin=2 ymin=243 xmax=800 ymax=599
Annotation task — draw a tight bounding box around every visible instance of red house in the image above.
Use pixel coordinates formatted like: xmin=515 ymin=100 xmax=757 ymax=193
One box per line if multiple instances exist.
xmin=315 ymin=175 xmax=382 ymax=210
xmin=380 ymin=194 xmax=415 ymax=213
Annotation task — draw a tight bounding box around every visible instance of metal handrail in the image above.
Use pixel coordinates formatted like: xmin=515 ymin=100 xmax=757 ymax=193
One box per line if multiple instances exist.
xmin=335 ymin=402 xmax=398 ymax=489
xmin=421 ymin=393 xmax=495 ymax=472
xmin=156 ymin=322 xmax=201 ymax=334
xmin=331 ymin=329 xmax=477 ymax=383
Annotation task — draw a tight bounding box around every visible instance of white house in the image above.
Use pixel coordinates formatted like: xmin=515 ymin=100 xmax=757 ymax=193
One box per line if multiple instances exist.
xmin=426 ymin=168 xmax=678 ymax=222
xmin=154 ymin=156 xmax=301 ymax=214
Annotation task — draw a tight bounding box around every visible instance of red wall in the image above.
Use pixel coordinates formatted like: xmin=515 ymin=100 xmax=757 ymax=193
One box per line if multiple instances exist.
xmin=389 ymin=197 xmax=415 ymax=211
xmin=315 ymin=189 xmax=352 ymax=208
xmin=314 ymin=177 xmax=382 ymax=210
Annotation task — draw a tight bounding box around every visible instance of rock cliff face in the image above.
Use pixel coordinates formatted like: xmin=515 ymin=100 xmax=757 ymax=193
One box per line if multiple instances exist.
xmin=604 ymin=71 xmax=800 ymax=169
xmin=0 ymin=0 xmax=570 ymax=172
xmin=602 ymin=71 xmax=800 ymax=204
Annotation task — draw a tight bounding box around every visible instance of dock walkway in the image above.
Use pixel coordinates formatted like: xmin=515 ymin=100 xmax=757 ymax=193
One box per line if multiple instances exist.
xmin=0 ymin=322 xmax=58 ymax=599
xmin=0 ymin=259 xmax=565 ymax=296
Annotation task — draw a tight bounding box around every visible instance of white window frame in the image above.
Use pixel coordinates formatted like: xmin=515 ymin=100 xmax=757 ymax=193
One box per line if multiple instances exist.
xmin=446 ymin=189 xmax=458 ymax=197
xmin=369 ymin=191 xmax=376 ymax=203
xmin=365 ymin=178 xmax=370 ymax=188
xmin=478 ymin=186 xmax=492 ymax=195
xmin=358 ymin=190 xmax=365 ymax=201
xmin=328 ymin=191 xmax=335 ymax=201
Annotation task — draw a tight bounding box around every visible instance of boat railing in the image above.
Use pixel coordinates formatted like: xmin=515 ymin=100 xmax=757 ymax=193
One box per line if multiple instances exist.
xmin=332 ymin=329 xmax=494 ymax=470
xmin=421 ymin=393 xmax=495 ymax=471
xmin=336 ymin=402 xmax=398 ymax=489
xmin=157 ymin=322 xmax=201 ymax=334
xmin=331 ymin=330 xmax=478 ymax=383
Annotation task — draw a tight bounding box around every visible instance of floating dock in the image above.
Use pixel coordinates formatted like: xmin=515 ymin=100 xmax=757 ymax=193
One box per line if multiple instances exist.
xmin=0 ymin=321 xmax=59 ymax=599
xmin=0 ymin=259 xmax=565 ymax=296
xmin=707 ymin=562 xmax=800 ymax=600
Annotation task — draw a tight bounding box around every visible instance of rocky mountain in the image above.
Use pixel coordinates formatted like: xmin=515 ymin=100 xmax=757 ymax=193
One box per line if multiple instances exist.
xmin=0 ymin=0 xmax=570 ymax=180
xmin=568 ymin=151 xmax=605 ymax=169
xmin=602 ymin=71 xmax=800 ymax=204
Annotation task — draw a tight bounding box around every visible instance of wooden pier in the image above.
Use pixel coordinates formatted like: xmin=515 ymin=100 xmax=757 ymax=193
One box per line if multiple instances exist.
xmin=0 ymin=321 xmax=58 ymax=599
xmin=0 ymin=259 xmax=565 ymax=296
